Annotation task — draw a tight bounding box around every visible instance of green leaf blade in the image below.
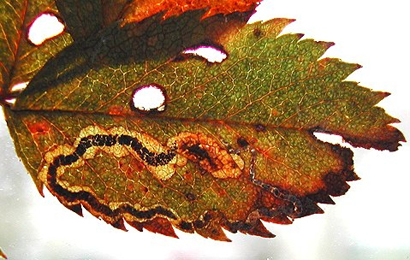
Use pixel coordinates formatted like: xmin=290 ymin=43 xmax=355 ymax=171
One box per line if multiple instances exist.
xmin=15 ymin=17 xmax=403 ymax=150
xmin=3 ymin=5 xmax=405 ymax=241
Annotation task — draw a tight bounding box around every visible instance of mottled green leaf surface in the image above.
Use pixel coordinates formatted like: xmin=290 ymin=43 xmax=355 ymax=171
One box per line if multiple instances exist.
xmin=1 ymin=0 xmax=405 ymax=241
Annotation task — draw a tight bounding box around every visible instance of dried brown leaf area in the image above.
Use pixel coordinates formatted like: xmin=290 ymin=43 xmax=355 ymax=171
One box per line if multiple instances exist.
xmin=1 ymin=0 xmax=405 ymax=241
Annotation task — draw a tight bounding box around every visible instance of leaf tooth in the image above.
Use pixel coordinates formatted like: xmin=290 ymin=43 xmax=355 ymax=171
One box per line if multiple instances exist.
xmin=196 ymin=225 xmax=231 ymax=242
xmin=193 ymin=215 xmax=231 ymax=241
xmin=243 ymin=220 xmax=275 ymax=238
xmin=367 ymin=91 xmax=391 ymax=107
xmin=111 ymin=218 xmax=128 ymax=231
xmin=262 ymin=213 xmax=293 ymax=225
xmin=257 ymin=207 xmax=293 ymax=225
xmin=142 ymin=218 xmax=178 ymax=238
xmin=317 ymin=41 xmax=335 ymax=50
xmin=222 ymin=219 xmax=275 ymax=238
xmin=125 ymin=220 xmax=144 ymax=232
xmin=297 ymin=198 xmax=325 ymax=218
xmin=295 ymin=33 xmax=305 ymax=40
xmin=307 ymin=191 xmax=335 ymax=205
xmin=264 ymin=18 xmax=296 ymax=24
xmin=63 ymin=203 xmax=84 ymax=216
xmin=345 ymin=171 xmax=360 ymax=182
xmin=261 ymin=18 xmax=295 ymax=34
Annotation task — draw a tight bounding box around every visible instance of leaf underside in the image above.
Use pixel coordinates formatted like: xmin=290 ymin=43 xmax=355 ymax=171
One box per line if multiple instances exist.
xmin=1 ymin=0 xmax=405 ymax=241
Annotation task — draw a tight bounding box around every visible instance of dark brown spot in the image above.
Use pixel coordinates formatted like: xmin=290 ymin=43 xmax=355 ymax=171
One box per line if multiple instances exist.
xmin=203 ymin=212 xmax=212 ymax=222
xmin=254 ymin=124 xmax=266 ymax=132
xmin=253 ymin=28 xmax=263 ymax=38
xmin=193 ymin=219 xmax=206 ymax=228
xmin=186 ymin=144 xmax=209 ymax=160
xmin=185 ymin=192 xmax=196 ymax=201
xmin=185 ymin=144 xmax=217 ymax=169
xmin=178 ymin=221 xmax=193 ymax=232
xmin=236 ymin=137 xmax=249 ymax=148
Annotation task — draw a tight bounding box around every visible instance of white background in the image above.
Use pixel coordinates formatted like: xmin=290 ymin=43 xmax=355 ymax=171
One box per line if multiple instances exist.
xmin=1 ymin=0 xmax=409 ymax=259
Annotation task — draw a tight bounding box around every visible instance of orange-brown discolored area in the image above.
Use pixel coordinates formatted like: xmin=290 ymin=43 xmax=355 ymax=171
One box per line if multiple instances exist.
xmin=168 ymin=132 xmax=244 ymax=179
xmin=120 ymin=0 xmax=260 ymax=24
xmin=26 ymin=121 xmax=51 ymax=135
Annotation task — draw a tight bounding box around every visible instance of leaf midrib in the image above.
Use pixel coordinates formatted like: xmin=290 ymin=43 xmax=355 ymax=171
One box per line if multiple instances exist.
xmin=9 ymin=107 xmax=325 ymax=132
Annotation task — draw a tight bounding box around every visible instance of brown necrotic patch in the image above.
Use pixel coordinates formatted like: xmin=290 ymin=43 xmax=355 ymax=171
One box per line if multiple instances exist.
xmin=167 ymin=132 xmax=244 ymax=179
xmin=26 ymin=121 xmax=51 ymax=135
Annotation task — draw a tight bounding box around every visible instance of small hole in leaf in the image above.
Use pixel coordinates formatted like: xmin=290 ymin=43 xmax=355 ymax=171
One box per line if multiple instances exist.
xmin=183 ymin=46 xmax=227 ymax=63
xmin=11 ymin=82 xmax=29 ymax=93
xmin=131 ymin=84 xmax=166 ymax=113
xmin=4 ymin=98 xmax=16 ymax=105
xmin=27 ymin=13 xmax=65 ymax=46
xmin=313 ymin=132 xmax=351 ymax=148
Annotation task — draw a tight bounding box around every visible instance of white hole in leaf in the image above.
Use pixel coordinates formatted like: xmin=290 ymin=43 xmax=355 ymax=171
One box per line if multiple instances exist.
xmin=313 ymin=132 xmax=351 ymax=148
xmin=28 ymin=13 xmax=65 ymax=46
xmin=132 ymin=84 xmax=166 ymax=112
xmin=11 ymin=82 xmax=29 ymax=93
xmin=5 ymin=98 xmax=16 ymax=105
xmin=183 ymin=46 xmax=227 ymax=63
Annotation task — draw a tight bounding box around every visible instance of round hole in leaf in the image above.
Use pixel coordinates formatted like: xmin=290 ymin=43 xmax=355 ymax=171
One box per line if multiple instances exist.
xmin=11 ymin=82 xmax=29 ymax=93
xmin=131 ymin=84 xmax=167 ymax=113
xmin=27 ymin=12 xmax=65 ymax=46
xmin=183 ymin=45 xmax=227 ymax=63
